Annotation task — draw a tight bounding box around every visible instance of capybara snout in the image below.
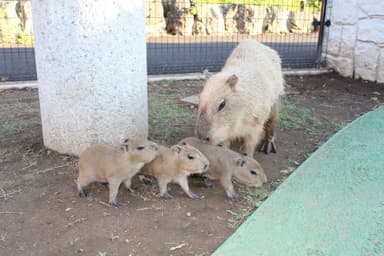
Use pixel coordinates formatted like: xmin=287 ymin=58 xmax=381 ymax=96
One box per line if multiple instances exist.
xmin=233 ymin=155 xmax=267 ymax=188
xmin=195 ymin=111 xmax=211 ymax=141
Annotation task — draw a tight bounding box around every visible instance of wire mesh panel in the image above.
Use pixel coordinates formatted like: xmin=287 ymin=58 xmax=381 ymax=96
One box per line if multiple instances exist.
xmin=0 ymin=0 xmax=324 ymax=81
xmin=0 ymin=0 xmax=36 ymax=81
xmin=146 ymin=0 xmax=323 ymax=74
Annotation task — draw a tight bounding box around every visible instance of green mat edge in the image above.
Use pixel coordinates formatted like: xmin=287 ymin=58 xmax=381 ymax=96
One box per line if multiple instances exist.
xmin=212 ymin=105 xmax=384 ymax=255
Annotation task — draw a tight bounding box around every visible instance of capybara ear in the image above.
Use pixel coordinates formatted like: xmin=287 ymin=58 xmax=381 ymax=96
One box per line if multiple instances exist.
xmin=236 ymin=158 xmax=246 ymax=167
xmin=171 ymin=145 xmax=183 ymax=154
xmin=121 ymin=138 xmax=129 ymax=151
xmin=181 ymin=141 xmax=187 ymax=145
xmin=120 ymin=143 xmax=129 ymax=151
xmin=203 ymin=69 xmax=212 ymax=80
xmin=226 ymin=74 xmax=238 ymax=91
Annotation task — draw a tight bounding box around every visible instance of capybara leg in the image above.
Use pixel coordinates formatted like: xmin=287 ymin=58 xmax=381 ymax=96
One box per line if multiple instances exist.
xmin=243 ymin=130 xmax=262 ymax=157
xmin=260 ymin=100 xmax=279 ymax=154
xmin=99 ymin=182 xmax=109 ymax=188
xmin=218 ymin=140 xmax=231 ymax=148
xmin=138 ymin=175 xmax=155 ymax=185
xmin=202 ymin=176 xmax=214 ymax=188
xmin=77 ymin=174 xmax=92 ymax=197
xmin=158 ymin=177 xmax=173 ymax=200
xmin=220 ymin=174 xmax=242 ymax=201
xmin=78 ymin=187 xmax=88 ymax=198
xmin=123 ymin=177 xmax=136 ymax=193
xmin=176 ymin=176 xmax=200 ymax=199
xmin=108 ymin=178 xmax=122 ymax=207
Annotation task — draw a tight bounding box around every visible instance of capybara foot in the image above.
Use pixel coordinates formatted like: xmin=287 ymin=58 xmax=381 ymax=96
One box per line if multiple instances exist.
xmin=110 ymin=198 xmax=122 ymax=207
xmin=127 ymin=186 xmax=137 ymax=193
xmin=188 ymin=192 xmax=200 ymax=200
xmin=259 ymin=137 xmax=277 ymax=154
xmin=78 ymin=188 xmax=88 ymax=197
xmin=99 ymin=182 xmax=109 ymax=188
xmin=203 ymin=176 xmax=214 ymax=188
xmin=160 ymin=192 xmax=174 ymax=200
xmin=229 ymin=193 xmax=243 ymax=202
xmin=140 ymin=175 xmax=155 ymax=185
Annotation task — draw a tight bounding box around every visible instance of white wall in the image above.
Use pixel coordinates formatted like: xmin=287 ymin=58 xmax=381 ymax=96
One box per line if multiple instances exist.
xmin=325 ymin=0 xmax=384 ymax=83
xmin=31 ymin=1 xmax=148 ymax=155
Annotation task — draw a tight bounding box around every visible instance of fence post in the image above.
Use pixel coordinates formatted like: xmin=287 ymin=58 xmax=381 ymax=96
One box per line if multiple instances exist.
xmin=316 ymin=0 xmax=329 ymax=67
xmin=30 ymin=1 xmax=148 ymax=155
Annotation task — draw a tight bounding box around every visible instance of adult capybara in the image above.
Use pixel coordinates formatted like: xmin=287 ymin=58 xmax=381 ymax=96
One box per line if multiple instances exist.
xmin=195 ymin=39 xmax=284 ymax=156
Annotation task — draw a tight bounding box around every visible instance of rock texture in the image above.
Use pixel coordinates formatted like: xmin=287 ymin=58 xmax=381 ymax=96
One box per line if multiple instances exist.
xmin=163 ymin=0 xmax=193 ymax=35
xmin=146 ymin=0 xmax=166 ymax=35
xmin=326 ymin=0 xmax=384 ymax=83
xmin=223 ymin=4 xmax=269 ymax=35
xmin=193 ymin=3 xmax=225 ymax=35
xmin=1 ymin=1 xmax=320 ymax=39
xmin=0 ymin=1 xmax=33 ymax=43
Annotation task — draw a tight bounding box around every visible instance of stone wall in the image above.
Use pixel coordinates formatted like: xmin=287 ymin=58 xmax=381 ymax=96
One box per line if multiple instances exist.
xmin=1 ymin=1 xmax=320 ymax=40
xmin=152 ymin=1 xmax=320 ymax=36
xmin=325 ymin=0 xmax=384 ymax=83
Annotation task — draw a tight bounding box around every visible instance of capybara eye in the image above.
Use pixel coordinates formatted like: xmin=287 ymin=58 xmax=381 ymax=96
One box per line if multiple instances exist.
xmin=187 ymin=155 xmax=195 ymax=160
xmin=137 ymin=146 xmax=145 ymax=150
xmin=250 ymin=170 xmax=257 ymax=176
xmin=218 ymin=100 xmax=226 ymax=111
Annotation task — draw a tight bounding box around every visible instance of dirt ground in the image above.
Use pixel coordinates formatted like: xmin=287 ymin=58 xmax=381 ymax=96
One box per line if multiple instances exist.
xmin=0 ymin=73 xmax=383 ymax=256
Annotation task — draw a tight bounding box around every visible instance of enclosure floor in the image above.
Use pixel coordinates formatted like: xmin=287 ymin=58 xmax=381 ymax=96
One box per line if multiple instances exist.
xmin=213 ymin=106 xmax=384 ymax=256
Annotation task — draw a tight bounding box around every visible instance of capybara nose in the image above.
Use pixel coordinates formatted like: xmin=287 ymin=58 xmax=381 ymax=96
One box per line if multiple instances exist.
xmin=263 ymin=174 xmax=268 ymax=183
xmin=195 ymin=126 xmax=208 ymax=141
xmin=195 ymin=130 xmax=203 ymax=139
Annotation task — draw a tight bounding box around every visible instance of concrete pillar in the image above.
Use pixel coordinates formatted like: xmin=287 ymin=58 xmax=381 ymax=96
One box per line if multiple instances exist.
xmin=31 ymin=1 xmax=148 ymax=155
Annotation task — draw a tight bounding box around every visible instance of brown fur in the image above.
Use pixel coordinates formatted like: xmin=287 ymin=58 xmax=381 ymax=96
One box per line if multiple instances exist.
xmin=179 ymin=137 xmax=267 ymax=201
xmin=77 ymin=139 xmax=158 ymax=206
xmin=195 ymin=39 xmax=284 ymax=156
xmin=140 ymin=144 xmax=209 ymax=200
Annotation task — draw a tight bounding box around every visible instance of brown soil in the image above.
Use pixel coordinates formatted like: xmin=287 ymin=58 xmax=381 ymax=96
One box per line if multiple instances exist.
xmin=0 ymin=73 xmax=383 ymax=256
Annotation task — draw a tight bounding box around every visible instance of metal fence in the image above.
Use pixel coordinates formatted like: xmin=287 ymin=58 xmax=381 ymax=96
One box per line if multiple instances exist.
xmin=147 ymin=0 xmax=325 ymax=74
xmin=0 ymin=0 xmax=326 ymax=81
